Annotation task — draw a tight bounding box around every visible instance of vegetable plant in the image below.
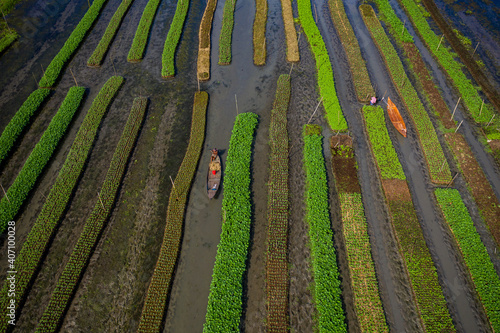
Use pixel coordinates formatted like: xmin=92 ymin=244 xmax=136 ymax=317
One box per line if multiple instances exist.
xmin=218 ymin=0 xmax=237 ymax=65
xmin=127 ymin=0 xmax=162 ymax=62
xmin=35 ymin=96 xmax=147 ymax=332
xmin=203 ymin=112 xmax=258 ymax=332
xmin=138 ymin=92 xmax=208 ymax=332
xmin=161 ymin=0 xmax=190 ymax=77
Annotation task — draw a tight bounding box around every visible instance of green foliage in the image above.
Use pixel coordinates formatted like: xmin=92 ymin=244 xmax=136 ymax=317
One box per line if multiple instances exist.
xmin=0 ymin=28 xmax=18 ymax=54
xmin=0 ymin=77 xmax=122 ymax=332
xmin=389 ymin=198 xmax=455 ymax=332
xmin=253 ymin=0 xmax=267 ymax=65
xmin=304 ymin=123 xmax=322 ymax=136
xmin=127 ymin=0 xmax=161 ymax=62
xmin=267 ymin=74 xmax=290 ymax=331
xmin=36 ymin=96 xmax=147 ymax=332
xmin=38 ymin=0 xmax=109 ymax=87
xmin=0 ymin=87 xmax=85 ymax=232
xmin=203 ymin=112 xmax=258 ymax=332
xmin=435 ymin=188 xmax=500 ymax=332
xmin=303 ymin=128 xmax=347 ymax=332
xmin=327 ymin=0 xmax=374 ymax=102
xmin=218 ymin=0 xmax=237 ymax=65
xmin=361 ymin=5 xmax=451 ymax=184
xmin=339 ymin=192 xmax=388 ymax=332
xmin=0 ymin=89 xmax=50 ymax=166
xmin=138 ymin=92 xmax=208 ymax=332
xmin=161 ymin=0 xmax=190 ymax=77
xmin=297 ymin=0 xmax=347 ymax=131
xmin=397 ymin=0 xmax=494 ymax=123
xmin=371 ymin=0 xmax=413 ymax=43
xmin=87 ymin=0 xmax=135 ymax=66
xmin=362 ymin=105 xmax=405 ymax=180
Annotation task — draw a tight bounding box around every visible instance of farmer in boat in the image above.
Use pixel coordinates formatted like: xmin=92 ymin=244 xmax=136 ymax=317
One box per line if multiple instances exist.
xmin=370 ymin=96 xmax=377 ymax=105
xmin=211 ymin=148 xmax=218 ymax=161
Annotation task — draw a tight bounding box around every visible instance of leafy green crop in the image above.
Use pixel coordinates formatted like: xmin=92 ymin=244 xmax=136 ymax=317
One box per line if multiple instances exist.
xmin=218 ymin=0 xmax=237 ymax=65
xmin=161 ymin=0 xmax=190 ymax=77
xmin=361 ymin=5 xmax=451 ymax=184
xmin=0 ymin=86 xmax=85 ymax=232
xmin=0 ymin=89 xmax=50 ymax=166
xmin=36 ymin=96 xmax=147 ymax=332
xmin=327 ymin=0 xmax=374 ymax=102
xmin=204 ymin=112 xmax=258 ymax=332
xmin=127 ymin=0 xmax=162 ymax=62
xmin=297 ymin=0 xmax=347 ymax=131
xmin=88 ymin=0 xmax=135 ymax=66
xmin=38 ymin=0 xmax=109 ymax=87
xmin=397 ymin=0 xmax=494 ymax=123
xmin=0 ymin=28 xmax=18 ymax=54
xmin=362 ymin=105 xmax=405 ymax=180
xmin=0 ymin=77 xmax=123 ymax=331
xmin=303 ymin=125 xmax=347 ymax=332
xmin=138 ymin=92 xmax=208 ymax=332
xmin=267 ymin=74 xmax=290 ymax=331
xmin=435 ymin=188 xmax=500 ymax=332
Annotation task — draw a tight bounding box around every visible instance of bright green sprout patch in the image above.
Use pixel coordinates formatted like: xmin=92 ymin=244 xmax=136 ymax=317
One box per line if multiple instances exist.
xmin=0 ymin=77 xmax=123 ymax=332
xmin=0 ymin=86 xmax=85 ymax=232
xmin=303 ymin=125 xmax=347 ymax=332
xmin=435 ymin=188 xmax=500 ymax=332
xmin=88 ymin=0 xmax=135 ymax=66
xmin=127 ymin=0 xmax=162 ymax=62
xmin=218 ymin=0 xmax=237 ymax=65
xmin=161 ymin=0 xmax=190 ymax=77
xmin=36 ymin=96 xmax=147 ymax=333
xmin=203 ymin=112 xmax=258 ymax=332
xmin=297 ymin=0 xmax=347 ymax=131
xmin=0 ymin=88 xmax=51 ymax=166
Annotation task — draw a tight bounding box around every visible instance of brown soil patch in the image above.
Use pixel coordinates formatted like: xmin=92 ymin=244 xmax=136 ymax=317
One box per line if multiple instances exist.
xmin=382 ymin=179 xmax=411 ymax=202
xmin=330 ymin=135 xmax=361 ymax=193
xmin=253 ymin=0 xmax=267 ymax=66
xmin=402 ymin=42 xmax=455 ymax=129
xmin=446 ymin=133 xmax=500 ymax=247
xmin=421 ymin=0 xmax=500 ymax=113
xmin=280 ymin=0 xmax=299 ymax=63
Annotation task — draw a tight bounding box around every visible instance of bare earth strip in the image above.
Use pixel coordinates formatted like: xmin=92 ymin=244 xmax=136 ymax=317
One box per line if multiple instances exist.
xmin=197 ymin=0 xmax=217 ymax=81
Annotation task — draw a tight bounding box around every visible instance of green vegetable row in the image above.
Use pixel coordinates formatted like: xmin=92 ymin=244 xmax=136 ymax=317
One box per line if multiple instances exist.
xmin=331 ymin=142 xmax=388 ymax=332
xmin=161 ymin=0 xmax=190 ymax=77
xmin=203 ymin=112 xmax=258 ymax=332
xmin=362 ymin=105 xmax=405 ymax=180
xmin=36 ymin=96 xmax=147 ymax=332
xmin=435 ymin=188 xmax=500 ymax=332
xmin=397 ymin=0 xmax=494 ymax=124
xmin=0 ymin=28 xmax=18 ymax=54
xmin=137 ymin=91 xmax=208 ymax=332
xmin=0 ymin=89 xmax=51 ymax=166
xmin=362 ymin=105 xmax=455 ymax=332
xmin=253 ymin=0 xmax=267 ymax=65
xmin=266 ymin=74 xmax=290 ymax=332
xmin=218 ymin=0 xmax=237 ymax=65
xmin=0 ymin=77 xmax=123 ymax=332
xmin=297 ymin=0 xmax=347 ymax=131
xmin=87 ymin=0 xmax=135 ymax=66
xmin=303 ymin=124 xmax=347 ymax=332
xmin=38 ymin=0 xmax=109 ymax=87
xmin=127 ymin=0 xmax=162 ymax=62
xmin=0 ymin=86 xmax=86 ymax=233
xmin=370 ymin=0 xmax=413 ymax=43
xmin=360 ymin=4 xmax=451 ymax=184
xmin=327 ymin=0 xmax=374 ymax=102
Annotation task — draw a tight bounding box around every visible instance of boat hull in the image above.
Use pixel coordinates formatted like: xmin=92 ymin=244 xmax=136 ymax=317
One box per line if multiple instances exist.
xmin=387 ymin=97 xmax=407 ymax=137
xmin=207 ymin=154 xmax=221 ymax=199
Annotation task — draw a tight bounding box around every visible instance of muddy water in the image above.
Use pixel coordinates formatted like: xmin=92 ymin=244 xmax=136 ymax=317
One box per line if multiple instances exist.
xmin=388 ymin=0 xmax=500 ymax=274
xmin=162 ymin=0 xmax=282 ymax=331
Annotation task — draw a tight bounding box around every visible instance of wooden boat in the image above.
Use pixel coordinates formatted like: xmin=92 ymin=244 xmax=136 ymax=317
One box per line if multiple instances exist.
xmin=387 ymin=97 xmax=407 ymax=137
xmin=207 ymin=149 xmax=221 ymax=199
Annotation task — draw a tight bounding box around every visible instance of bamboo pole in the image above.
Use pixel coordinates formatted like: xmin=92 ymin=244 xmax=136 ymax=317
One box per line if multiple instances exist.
xmin=450 ymin=97 xmax=461 ymax=120
xmin=454 ymin=119 xmax=463 ymax=133
xmin=70 ymin=68 xmax=78 ymax=86
xmin=1 ymin=184 xmax=10 ymax=204
xmin=307 ymin=97 xmax=324 ymax=124
xmin=235 ymin=94 xmax=239 ymax=115
xmin=289 ymin=63 xmax=294 ymax=76
xmin=447 ymin=173 xmax=459 ymax=187
xmin=401 ymin=19 xmax=406 ymax=37
xmin=439 ymin=159 xmax=447 ymax=172
xmin=436 ymin=35 xmax=444 ymax=51
xmin=97 ymin=191 xmax=105 ymax=210
xmin=472 ymin=42 xmax=479 ymax=56
xmin=314 ymin=4 xmax=318 ymax=23
xmin=486 ymin=114 xmax=496 ymax=127
xmin=1 ymin=9 xmax=11 ymax=32
xmin=479 ymin=99 xmax=484 ymax=118
xmin=169 ymin=175 xmax=175 ymax=189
